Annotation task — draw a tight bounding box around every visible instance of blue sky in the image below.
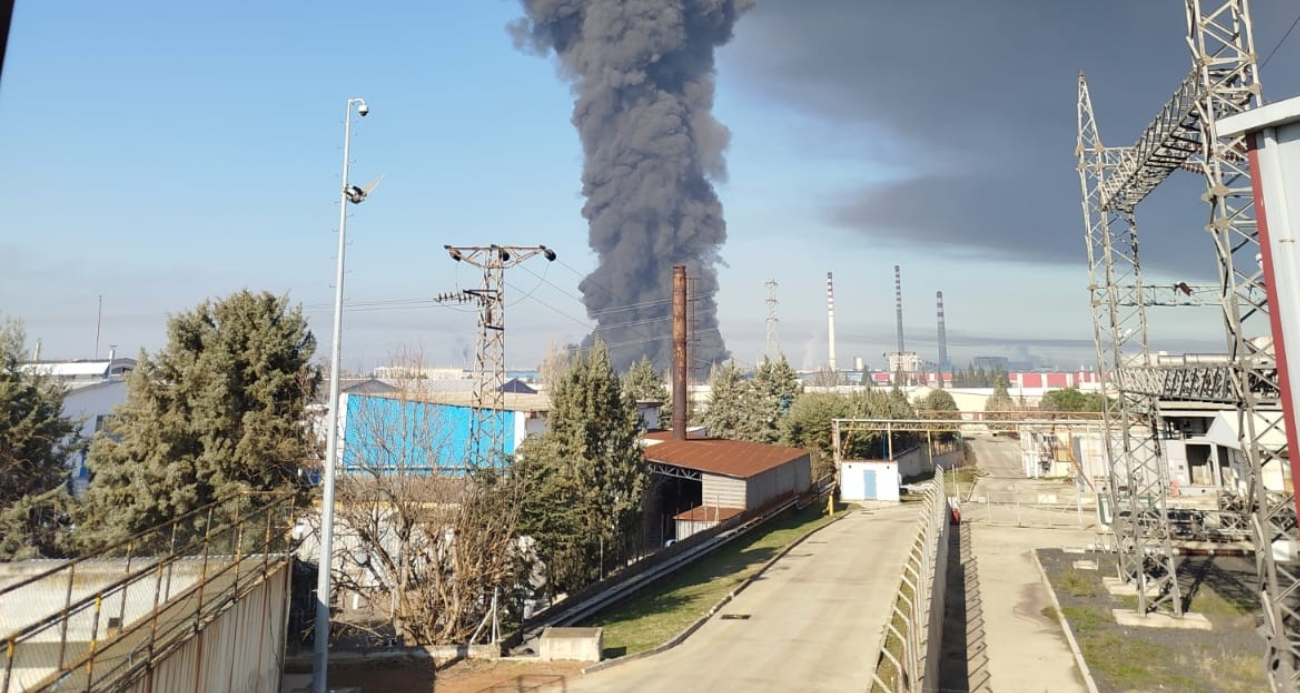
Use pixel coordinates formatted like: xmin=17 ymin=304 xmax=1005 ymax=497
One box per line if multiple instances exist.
xmin=3 ymin=1 xmax=1298 ymax=374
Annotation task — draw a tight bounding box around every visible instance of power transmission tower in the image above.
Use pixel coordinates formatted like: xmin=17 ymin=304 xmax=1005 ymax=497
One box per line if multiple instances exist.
xmin=765 ymin=279 xmax=779 ymax=360
xmin=1080 ymin=4 xmax=1299 ymax=689
xmin=1077 ymin=75 xmax=1179 ymax=617
xmin=440 ymin=244 xmax=556 ymax=469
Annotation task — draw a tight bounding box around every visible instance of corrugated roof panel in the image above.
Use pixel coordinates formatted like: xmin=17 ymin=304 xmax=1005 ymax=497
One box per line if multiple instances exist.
xmin=673 ymin=506 xmax=744 ymax=522
xmin=643 ymin=436 xmax=810 ymax=479
xmin=20 ymin=361 xmax=110 ymax=377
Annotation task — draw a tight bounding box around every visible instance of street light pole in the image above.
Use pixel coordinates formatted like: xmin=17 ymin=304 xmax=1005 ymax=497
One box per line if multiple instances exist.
xmin=313 ymin=95 xmax=368 ymax=693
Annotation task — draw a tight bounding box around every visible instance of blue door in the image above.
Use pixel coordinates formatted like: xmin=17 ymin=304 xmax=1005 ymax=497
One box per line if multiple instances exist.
xmin=863 ymin=469 xmax=877 ymax=500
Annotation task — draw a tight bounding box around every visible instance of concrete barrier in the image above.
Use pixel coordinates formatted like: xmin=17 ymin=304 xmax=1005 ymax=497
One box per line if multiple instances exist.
xmin=538 ymin=627 xmax=603 ymax=662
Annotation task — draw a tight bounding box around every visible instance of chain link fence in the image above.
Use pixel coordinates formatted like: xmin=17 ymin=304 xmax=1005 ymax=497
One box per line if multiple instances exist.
xmin=963 ymin=482 xmax=1094 ymax=529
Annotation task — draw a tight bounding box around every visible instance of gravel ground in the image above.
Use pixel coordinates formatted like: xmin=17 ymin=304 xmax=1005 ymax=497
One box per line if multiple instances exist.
xmin=1038 ymin=549 xmax=1268 ymax=693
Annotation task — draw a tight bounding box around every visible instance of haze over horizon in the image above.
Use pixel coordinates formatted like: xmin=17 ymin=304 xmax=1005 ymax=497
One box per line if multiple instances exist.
xmin=3 ymin=1 xmax=1298 ymax=375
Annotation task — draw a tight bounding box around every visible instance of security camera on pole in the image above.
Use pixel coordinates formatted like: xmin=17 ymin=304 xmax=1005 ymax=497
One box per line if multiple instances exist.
xmin=314 ymin=96 xmax=379 ymax=693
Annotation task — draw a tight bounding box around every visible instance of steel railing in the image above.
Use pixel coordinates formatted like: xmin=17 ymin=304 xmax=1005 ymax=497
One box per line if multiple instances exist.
xmin=0 ymin=493 xmax=296 ymax=693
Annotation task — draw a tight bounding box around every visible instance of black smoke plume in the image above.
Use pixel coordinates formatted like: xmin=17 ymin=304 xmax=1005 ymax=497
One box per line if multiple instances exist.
xmin=511 ymin=0 xmax=752 ymax=373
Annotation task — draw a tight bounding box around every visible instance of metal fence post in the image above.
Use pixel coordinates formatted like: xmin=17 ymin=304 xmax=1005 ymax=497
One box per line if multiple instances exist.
xmin=3 ymin=636 xmax=15 ymax=693
xmin=56 ymin=563 xmax=76 ymax=669
xmin=195 ymin=505 xmax=215 ymax=632
xmin=118 ymin=539 xmax=134 ymax=631
xmin=85 ymin=594 xmax=103 ymax=691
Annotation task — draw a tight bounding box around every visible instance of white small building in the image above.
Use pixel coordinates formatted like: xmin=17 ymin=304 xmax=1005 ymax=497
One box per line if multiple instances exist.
xmin=840 ymin=461 xmax=901 ymax=502
xmin=19 ymin=358 xmax=136 ymax=495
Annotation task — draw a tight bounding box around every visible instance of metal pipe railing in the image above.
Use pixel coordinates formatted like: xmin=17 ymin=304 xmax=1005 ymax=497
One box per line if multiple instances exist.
xmin=0 ymin=493 xmax=295 ymax=693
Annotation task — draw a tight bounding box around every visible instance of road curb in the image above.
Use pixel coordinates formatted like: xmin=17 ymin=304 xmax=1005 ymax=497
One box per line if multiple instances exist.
xmin=1032 ymin=550 xmax=1101 ymax=693
xmin=581 ymin=507 xmax=849 ymax=675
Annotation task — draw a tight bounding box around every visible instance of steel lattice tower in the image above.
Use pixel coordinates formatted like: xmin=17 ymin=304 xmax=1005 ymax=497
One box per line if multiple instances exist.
xmin=1080 ymin=3 xmax=1299 ymax=688
xmin=441 ymin=244 xmax=555 ymax=469
xmin=765 ymin=279 xmax=779 ymax=360
xmin=1077 ymin=76 xmax=1180 ymax=616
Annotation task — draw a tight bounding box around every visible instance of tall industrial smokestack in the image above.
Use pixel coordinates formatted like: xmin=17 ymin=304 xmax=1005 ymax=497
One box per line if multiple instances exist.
xmin=894 ymin=265 xmax=905 ymax=354
xmin=672 ymin=265 xmax=688 ymax=441
xmin=511 ymin=0 xmax=751 ymax=372
xmin=936 ymin=291 xmax=949 ymax=371
xmin=827 ymin=272 xmax=837 ymax=371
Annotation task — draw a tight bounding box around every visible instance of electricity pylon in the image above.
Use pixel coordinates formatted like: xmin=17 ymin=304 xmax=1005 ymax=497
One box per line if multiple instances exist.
xmin=440 ymin=244 xmax=556 ymax=469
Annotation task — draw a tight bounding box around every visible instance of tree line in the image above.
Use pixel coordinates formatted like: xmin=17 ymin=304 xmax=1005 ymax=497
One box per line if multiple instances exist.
xmin=0 ymin=287 xmax=1107 ymax=648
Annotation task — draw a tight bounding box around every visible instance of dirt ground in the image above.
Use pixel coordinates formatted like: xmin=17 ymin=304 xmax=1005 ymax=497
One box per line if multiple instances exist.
xmin=323 ymin=657 xmax=585 ymax=693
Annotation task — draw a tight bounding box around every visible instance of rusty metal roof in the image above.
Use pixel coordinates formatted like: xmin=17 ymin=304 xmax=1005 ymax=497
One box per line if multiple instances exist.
xmin=673 ymin=506 xmax=744 ymax=522
xmin=642 ymin=434 xmax=810 ymax=479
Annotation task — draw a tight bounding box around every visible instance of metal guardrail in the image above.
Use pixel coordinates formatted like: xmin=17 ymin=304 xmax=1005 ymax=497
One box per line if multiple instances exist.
xmin=0 ymin=494 xmax=296 ymax=693
xmin=870 ymin=472 xmax=947 ymax=693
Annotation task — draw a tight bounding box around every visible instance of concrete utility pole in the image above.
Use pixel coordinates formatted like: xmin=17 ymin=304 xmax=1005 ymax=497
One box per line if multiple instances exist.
xmin=440 ymin=244 xmax=555 ymax=469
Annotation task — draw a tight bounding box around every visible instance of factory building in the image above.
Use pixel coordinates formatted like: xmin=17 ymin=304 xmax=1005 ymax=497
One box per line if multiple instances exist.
xmin=339 ymin=390 xmax=549 ymax=473
xmin=642 ymin=432 xmax=813 ymax=541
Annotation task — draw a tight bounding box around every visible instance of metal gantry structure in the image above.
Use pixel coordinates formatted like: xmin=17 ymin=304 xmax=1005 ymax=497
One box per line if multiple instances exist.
xmin=440 ymin=244 xmax=555 ymax=468
xmin=1078 ymin=1 xmax=1298 ymax=688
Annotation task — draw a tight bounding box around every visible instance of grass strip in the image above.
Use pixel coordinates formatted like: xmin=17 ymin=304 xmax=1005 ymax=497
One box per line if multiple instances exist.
xmin=580 ymin=502 xmax=841 ymax=657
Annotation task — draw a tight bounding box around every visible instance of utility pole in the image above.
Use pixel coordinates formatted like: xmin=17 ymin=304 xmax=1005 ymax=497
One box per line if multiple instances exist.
xmin=441 ymin=244 xmax=556 ymax=469
xmin=765 ymin=279 xmax=779 ymax=360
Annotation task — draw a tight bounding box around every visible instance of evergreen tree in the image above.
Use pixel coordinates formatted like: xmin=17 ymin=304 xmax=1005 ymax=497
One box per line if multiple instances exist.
xmin=984 ymin=375 xmax=1017 ymax=432
xmin=79 ymin=291 xmax=318 ymax=547
xmin=0 ymin=318 xmax=81 ymax=559
xmin=917 ymin=388 xmax=961 ymax=442
xmin=748 ymin=356 xmax=802 ymax=443
xmin=701 ymin=360 xmax=746 ymax=439
xmin=515 ymin=341 xmax=646 ymax=595
xmin=623 ymin=356 xmax=667 ymax=402
xmin=1040 ymin=387 xmax=1107 ymax=413
xmin=917 ymin=388 xmax=959 ymax=415
xmin=623 ymin=355 xmax=670 ymax=426
xmin=780 ymin=392 xmax=853 ymax=480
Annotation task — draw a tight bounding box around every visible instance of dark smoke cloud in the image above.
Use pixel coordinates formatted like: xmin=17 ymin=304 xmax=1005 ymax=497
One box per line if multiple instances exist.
xmin=511 ymin=0 xmax=754 ymax=372
xmin=724 ymin=1 xmax=1300 ymax=275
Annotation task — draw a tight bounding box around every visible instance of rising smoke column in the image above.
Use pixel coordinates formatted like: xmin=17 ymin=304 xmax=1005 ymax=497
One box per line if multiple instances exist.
xmin=512 ymin=0 xmax=752 ymax=372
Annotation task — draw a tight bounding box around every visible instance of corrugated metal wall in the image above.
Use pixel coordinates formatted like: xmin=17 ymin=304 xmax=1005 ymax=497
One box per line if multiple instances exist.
xmin=744 ymin=455 xmax=812 ymax=509
xmin=701 ymin=474 xmax=746 ymax=509
xmin=342 ymin=395 xmax=517 ymax=471
xmin=129 ymin=561 xmax=290 ymax=693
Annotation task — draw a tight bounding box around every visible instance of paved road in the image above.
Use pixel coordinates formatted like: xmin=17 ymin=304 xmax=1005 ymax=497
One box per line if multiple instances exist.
xmin=958 ymin=434 xmax=1097 ymax=693
xmin=559 ymin=504 xmax=921 ymax=693
xmin=970 ymin=524 xmax=1093 ymax=693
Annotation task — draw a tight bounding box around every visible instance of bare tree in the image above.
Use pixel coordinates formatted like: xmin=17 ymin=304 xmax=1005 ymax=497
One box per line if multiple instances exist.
xmin=536 ymin=340 xmax=573 ymax=390
xmin=314 ymin=349 xmax=528 ymax=646
xmin=807 ymin=366 xmax=847 ymax=388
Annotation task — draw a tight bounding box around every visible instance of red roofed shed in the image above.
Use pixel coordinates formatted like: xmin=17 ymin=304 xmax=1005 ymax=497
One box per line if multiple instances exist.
xmin=643 ymin=433 xmax=813 ymax=513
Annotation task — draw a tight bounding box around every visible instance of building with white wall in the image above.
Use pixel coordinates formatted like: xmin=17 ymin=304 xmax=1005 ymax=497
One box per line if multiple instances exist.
xmin=19 ymin=358 xmax=136 ymax=495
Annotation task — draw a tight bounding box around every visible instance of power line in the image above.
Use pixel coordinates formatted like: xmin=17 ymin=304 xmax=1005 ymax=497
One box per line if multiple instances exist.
xmin=1261 ymin=9 xmax=1300 ymax=69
